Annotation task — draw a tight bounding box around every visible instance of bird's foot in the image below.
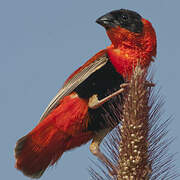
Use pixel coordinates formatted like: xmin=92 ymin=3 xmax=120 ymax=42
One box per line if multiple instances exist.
xmin=88 ymin=83 xmax=128 ymax=109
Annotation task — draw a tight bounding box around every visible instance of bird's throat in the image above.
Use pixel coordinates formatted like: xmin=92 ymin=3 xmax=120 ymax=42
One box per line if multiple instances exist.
xmin=107 ymin=44 xmax=152 ymax=79
xmin=106 ymin=19 xmax=156 ymax=78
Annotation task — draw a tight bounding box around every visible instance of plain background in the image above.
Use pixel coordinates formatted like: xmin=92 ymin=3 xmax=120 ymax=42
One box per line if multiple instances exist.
xmin=1 ymin=0 xmax=180 ymax=179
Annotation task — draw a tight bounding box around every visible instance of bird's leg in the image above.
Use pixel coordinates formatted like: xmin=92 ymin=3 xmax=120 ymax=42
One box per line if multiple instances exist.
xmin=88 ymin=83 xmax=129 ymax=109
xmin=88 ymin=81 xmax=154 ymax=109
xmin=90 ymin=128 xmax=117 ymax=176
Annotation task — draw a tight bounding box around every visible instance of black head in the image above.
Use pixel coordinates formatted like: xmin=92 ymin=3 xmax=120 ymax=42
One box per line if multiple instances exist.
xmin=96 ymin=9 xmax=143 ymax=33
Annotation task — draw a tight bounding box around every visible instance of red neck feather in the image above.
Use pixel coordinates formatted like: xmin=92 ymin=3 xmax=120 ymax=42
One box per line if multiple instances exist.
xmin=106 ymin=18 xmax=156 ymax=78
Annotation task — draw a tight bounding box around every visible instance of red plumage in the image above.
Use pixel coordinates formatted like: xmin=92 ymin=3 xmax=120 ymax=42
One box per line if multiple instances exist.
xmin=15 ymin=93 xmax=93 ymax=178
xmin=14 ymin=9 xmax=157 ymax=178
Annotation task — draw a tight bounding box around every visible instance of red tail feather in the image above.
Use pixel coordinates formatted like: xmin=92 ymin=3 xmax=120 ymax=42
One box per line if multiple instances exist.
xmin=15 ymin=93 xmax=91 ymax=178
xmin=15 ymin=119 xmax=70 ymax=178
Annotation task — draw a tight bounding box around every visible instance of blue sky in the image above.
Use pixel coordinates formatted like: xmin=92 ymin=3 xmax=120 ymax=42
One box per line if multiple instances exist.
xmin=1 ymin=0 xmax=180 ymax=179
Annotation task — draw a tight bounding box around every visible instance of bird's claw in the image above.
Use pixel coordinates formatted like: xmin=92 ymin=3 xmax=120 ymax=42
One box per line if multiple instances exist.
xmin=145 ymin=81 xmax=155 ymax=87
xmin=120 ymin=83 xmax=129 ymax=88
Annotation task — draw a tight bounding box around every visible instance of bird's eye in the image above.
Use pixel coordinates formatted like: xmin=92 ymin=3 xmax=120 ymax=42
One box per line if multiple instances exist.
xmin=121 ymin=14 xmax=128 ymax=21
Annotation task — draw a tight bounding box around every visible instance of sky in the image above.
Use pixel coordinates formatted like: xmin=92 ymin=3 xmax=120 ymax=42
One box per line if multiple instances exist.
xmin=1 ymin=0 xmax=180 ymax=179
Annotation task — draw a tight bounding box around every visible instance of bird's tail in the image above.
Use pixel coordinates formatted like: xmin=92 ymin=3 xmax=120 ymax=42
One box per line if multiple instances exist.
xmin=14 ymin=118 xmax=69 ymax=178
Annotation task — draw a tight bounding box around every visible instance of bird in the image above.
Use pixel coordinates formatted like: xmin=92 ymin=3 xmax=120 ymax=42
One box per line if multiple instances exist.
xmin=14 ymin=9 xmax=156 ymax=178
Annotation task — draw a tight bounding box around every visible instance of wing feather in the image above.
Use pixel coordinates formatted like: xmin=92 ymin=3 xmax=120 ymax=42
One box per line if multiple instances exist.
xmin=39 ymin=53 xmax=108 ymax=122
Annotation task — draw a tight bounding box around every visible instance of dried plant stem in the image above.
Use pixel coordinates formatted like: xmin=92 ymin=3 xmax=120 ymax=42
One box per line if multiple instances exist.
xmin=118 ymin=67 xmax=151 ymax=179
xmin=89 ymin=66 xmax=178 ymax=180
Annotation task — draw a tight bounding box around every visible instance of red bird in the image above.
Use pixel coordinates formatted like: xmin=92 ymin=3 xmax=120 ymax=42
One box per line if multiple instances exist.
xmin=15 ymin=9 xmax=156 ymax=178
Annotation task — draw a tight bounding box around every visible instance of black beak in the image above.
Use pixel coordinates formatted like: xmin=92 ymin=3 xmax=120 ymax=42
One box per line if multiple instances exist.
xmin=96 ymin=13 xmax=116 ymax=29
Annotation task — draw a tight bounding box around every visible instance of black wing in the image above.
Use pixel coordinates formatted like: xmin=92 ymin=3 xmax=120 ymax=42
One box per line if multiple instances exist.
xmin=39 ymin=54 xmax=109 ymax=122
